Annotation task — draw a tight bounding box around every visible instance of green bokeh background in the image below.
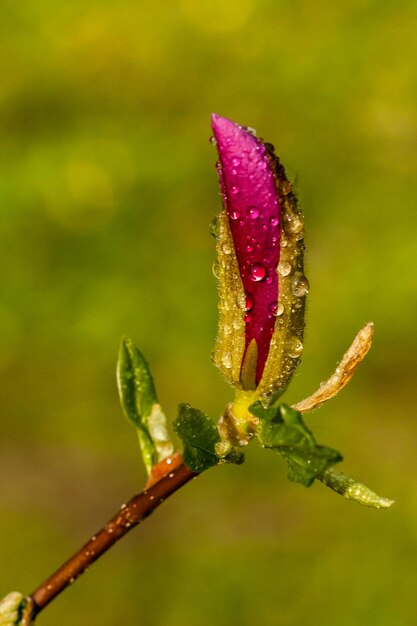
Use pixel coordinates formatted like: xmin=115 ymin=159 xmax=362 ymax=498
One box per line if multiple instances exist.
xmin=1 ymin=1 xmax=416 ymax=624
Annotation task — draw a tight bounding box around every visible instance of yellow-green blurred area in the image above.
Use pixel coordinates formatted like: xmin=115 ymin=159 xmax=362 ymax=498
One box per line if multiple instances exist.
xmin=0 ymin=0 xmax=416 ymax=624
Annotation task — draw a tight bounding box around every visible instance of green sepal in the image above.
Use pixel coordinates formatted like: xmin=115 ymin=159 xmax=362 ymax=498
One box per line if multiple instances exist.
xmin=251 ymin=402 xmax=342 ymax=487
xmin=117 ymin=338 xmax=174 ymax=474
xmin=174 ymin=403 xmax=221 ymax=473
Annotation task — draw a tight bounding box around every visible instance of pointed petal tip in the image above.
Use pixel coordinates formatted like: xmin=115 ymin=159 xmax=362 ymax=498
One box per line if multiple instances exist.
xmin=211 ymin=113 xmax=234 ymax=135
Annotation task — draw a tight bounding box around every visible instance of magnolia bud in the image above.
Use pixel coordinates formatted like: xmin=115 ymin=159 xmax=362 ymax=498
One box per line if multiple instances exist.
xmin=211 ymin=114 xmax=307 ymax=406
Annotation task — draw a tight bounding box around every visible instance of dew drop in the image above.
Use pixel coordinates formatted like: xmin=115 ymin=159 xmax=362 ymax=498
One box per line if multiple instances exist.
xmin=286 ymin=336 xmax=304 ymax=359
xmin=230 ymin=209 xmax=240 ymax=220
xmin=212 ymin=261 xmax=220 ymax=279
xmin=245 ymin=244 xmax=254 ymax=253
xmin=247 ymin=206 xmax=260 ymax=219
xmin=209 ymin=216 xmax=220 ymax=239
xmin=276 ymin=302 xmax=285 ymax=316
xmin=244 ymin=313 xmax=252 ymax=323
xmin=249 ymin=263 xmax=266 ymax=281
xmin=231 ymin=185 xmax=240 ymax=195
xmin=209 ymin=136 xmax=217 ymax=145
xmin=270 ymin=217 xmax=279 ymax=227
xmin=277 ymin=261 xmax=292 ymax=276
xmin=245 ymin=293 xmax=254 ymax=311
xmin=222 ymin=352 xmax=232 ymax=369
xmin=269 ymin=302 xmax=278 ymax=315
xmin=284 ymin=214 xmax=304 ymax=234
xmin=292 ymin=273 xmax=310 ymax=297
xmin=232 ymin=158 xmax=240 ymax=167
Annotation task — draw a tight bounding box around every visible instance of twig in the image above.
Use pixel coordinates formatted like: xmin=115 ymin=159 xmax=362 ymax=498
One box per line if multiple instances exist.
xmin=29 ymin=461 xmax=197 ymax=618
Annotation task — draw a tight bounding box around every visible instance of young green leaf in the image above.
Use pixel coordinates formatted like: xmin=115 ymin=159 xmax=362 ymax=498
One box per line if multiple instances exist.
xmin=174 ymin=404 xmax=221 ymax=473
xmin=318 ymin=467 xmax=394 ymax=509
xmin=252 ymin=403 xmax=342 ymax=487
xmin=0 ymin=592 xmax=33 ymax=626
xmin=117 ymin=338 xmax=174 ymax=474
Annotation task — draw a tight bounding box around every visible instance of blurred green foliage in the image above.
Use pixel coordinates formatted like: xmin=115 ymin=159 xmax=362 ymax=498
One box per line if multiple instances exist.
xmin=0 ymin=1 xmax=416 ymax=624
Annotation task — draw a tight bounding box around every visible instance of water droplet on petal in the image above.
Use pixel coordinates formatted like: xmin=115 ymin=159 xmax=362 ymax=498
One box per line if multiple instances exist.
xmin=232 ymin=158 xmax=240 ymax=167
xmin=230 ymin=210 xmax=240 ymax=220
xmin=245 ymin=293 xmax=254 ymax=311
xmin=245 ymin=244 xmax=254 ymax=253
xmin=292 ymin=273 xmax=309 ymax=297
xmin=277 ymin=261 xmax=292 ymax=276
xmin=244 ymin=313 xmax=252 ymax=323
xmin=209 ymin=216 xmax=220 ymax=239
xmin=247 ymin=206 xmax=260 ymax=219
xmin=212 ymin=261 xmax=220 ymax=279
xmin=286 ymin=336 xmax=304 ymax=358
xmin=248 ymin=263 xmax=266 ymax=282
xmin=222 ymin=352 xmax=232 ymax=368
xmin=284 ymin=214 xmax=304 ymax=234
xmin=276 ymin=302 xmax=285 ymax=316
xmin=231 ymin=185 xmax=240 ymax=195
xmin=270 ymin=217 xmax=279 ymax=227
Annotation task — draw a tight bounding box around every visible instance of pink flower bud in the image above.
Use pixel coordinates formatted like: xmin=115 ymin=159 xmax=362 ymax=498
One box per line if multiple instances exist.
xmin=211 ymin=114 xmax=307 ymax=402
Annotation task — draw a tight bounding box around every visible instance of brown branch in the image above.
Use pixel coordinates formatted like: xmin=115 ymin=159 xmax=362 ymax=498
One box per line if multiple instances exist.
xmin=29 ymin=460 xmax=197 ymax=618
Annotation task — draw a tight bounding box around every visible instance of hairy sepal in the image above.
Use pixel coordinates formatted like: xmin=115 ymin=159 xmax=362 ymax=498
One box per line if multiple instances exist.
xmin=212 ymin=210 xmax=246 ymax=387
xmin=256 ymin=153 xmax=308 ymax=404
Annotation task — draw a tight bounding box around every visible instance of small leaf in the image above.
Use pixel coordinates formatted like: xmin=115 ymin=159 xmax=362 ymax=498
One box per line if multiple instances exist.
xmin=0 ymin=593 xmax=34 ymax=626
xmin=117 ymin=338 xmax=174 ymax=474
xmin=117 ymin=337 xmax=157 ymax=424
xmin=174 ymin=404 xmax=221 ymax=473
xmin=253 ymin=403 xmax=342 ymax=487
xmin=318 ymin=467 xmax=395 ymax=509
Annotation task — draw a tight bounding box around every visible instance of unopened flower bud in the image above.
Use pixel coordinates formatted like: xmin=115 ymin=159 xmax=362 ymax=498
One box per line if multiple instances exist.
xmin=211 ymin=114 xmax=307 ymax=405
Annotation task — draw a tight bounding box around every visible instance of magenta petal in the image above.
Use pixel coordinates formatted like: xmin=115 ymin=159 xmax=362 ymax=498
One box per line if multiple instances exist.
xmin=211 ymin=114 xmax=281 ymax=384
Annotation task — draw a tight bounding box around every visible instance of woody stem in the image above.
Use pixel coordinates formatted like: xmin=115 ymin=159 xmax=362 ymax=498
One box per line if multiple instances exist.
xmin=29 ymin=462 xmax=197 ymax=618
